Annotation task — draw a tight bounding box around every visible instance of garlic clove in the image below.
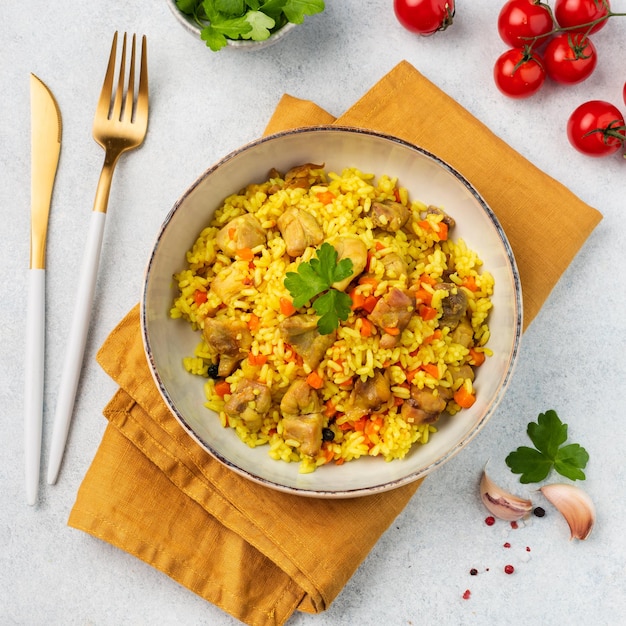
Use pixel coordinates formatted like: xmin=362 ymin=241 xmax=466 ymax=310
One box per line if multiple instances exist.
xmin=480 ymin=471 xmax=533 ymax=521
xmin=540 ymin=483 xmax=596 ymax=540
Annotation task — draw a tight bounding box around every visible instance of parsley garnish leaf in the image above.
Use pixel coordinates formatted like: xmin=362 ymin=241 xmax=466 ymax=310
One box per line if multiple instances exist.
xmin=313 ymin=290 xmax=352 ymax=335
xmin=505 ymin=410 xmax=589 ymax=484
xmin=284 ymin=242 xmax=353 ymax=334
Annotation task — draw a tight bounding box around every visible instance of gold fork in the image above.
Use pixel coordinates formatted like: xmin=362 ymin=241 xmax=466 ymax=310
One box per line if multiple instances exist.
xmin=47 ymin=32 xmax=149 ymax=485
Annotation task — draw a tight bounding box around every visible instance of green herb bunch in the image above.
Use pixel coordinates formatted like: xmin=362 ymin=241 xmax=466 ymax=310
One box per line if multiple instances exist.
xmin=175 ymin=0 xmax=325 ymax=51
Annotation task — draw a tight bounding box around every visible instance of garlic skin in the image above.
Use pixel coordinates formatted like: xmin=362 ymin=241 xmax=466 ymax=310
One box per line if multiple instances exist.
xmin=540 ymin=483 xmax=596 ymax=540
xmin=480 ymin=471 xmax=533 ymax=521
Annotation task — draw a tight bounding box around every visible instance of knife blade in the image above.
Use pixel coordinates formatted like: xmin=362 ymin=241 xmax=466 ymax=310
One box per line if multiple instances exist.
xmin=25 ymin=73 xmax=62 ymax=505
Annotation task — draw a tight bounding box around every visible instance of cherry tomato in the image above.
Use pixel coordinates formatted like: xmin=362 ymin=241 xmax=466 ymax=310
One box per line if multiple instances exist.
xmin=544 ymin=33 xmax=597 ymax=84
xmin=554 ymin=0 xmax=610 ymax=34
xmin=623 ymin=81 xmax=626 ymax=107
xmin=497 ymin=0 xmax=554 ymax=47
xmin=567 ymin=100 xmax=626 ymax=156
xmin=394 ymin=0 xmax=456 ymax=36
xmin=493 ymin=48 xmax=546 ymax=98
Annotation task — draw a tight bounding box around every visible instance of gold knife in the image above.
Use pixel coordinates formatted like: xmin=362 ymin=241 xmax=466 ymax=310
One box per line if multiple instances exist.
xmin=26 ymin=74 xmax=62 ymax=506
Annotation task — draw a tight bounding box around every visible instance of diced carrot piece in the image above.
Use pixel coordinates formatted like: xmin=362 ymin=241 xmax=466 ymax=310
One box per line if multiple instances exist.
xmin=349 ymin=288 xmax=366 ymax=310
xmin=193 ymin=289 xmax=207 ymax=305
xmin=358 ymin=276 xmax=379 ymax=287
xmin=248 ymin=313 xmax=260 ymax=332
xmin=454 ymin=384 xmax=476 ymax=408
xmin=406 ymin=368 xmax=420 ymax=384
xmin=280 ymin=297 xmax=296 ymax=316
xmin=419 ymin=273 xmax=437 ymax=286
xmin=248 ymin=353 xmax=268 ymax=366
xmin=375 ymin=241 xmax=385 ymax=251
xmin=469 ymin=347 xmax=486 ymax=367
xmin=236 ymin=247 xmax=254 ymax=261
xmin=335 ymin=458 xmax=345 ymax=465
xmin=462 ymin=275 xmax=478 ymax=292
xmin=422 ymin=329 xmax=442 ymax=344
xmin=393 ymin=188 xmax=401 ymax=202
xmin=421 ymin=363 xmax=440 ymax=379
xmin=414 ymin=288 xmax=433 ymax=306
xmin=353 ymin=416 xmax=368 ymax=432
xmin=359 ymin=318 xmax=373 ymax=337
xmin=306 ymin=371 xmax=324 ymax=390
xmin=214 ymin=381 xmax=231 ymax=398
xmin=228 ymin=227 xmax=236 ymax=240
xmin=362 ymin=295 xmax=379 ymax=314
xmin=316 ymin=191 xmax=335 ymax=204
xmin=419 ymin=304 xmax=438 ymax=321
xmin=383 ymin=326 xmax=400 ymax=336
xmin=324 ymin=401 xmax=337 ymax=418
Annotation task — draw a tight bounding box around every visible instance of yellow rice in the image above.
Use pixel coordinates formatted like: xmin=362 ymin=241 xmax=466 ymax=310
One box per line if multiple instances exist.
xmin=170 ymin=166 xmax=494 ymax=473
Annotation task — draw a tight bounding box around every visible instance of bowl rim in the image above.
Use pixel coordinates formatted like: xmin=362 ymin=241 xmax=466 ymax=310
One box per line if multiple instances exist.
xmin=141 ymin=125 xmax=523 ymax=498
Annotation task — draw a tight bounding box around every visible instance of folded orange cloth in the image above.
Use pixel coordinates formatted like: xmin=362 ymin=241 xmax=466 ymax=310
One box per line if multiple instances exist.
xmin=68 ymin=61 xmax=602 ymax=626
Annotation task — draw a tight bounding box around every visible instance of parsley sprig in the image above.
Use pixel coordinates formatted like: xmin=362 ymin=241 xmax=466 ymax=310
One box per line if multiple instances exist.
xmin=284 ymin=242 xmax=353 ymax=335
xmin=505 ymin=410 xmax=589 ymax=484
xmin=175 ymin=0 xmax=325 ymax=51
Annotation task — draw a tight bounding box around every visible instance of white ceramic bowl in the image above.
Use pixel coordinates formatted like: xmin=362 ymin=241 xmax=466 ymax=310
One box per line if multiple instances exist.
xmin=165 ymin=0 xmax=297 ymax=50
xmin=141 ymin=127 xmax=523 ymax=498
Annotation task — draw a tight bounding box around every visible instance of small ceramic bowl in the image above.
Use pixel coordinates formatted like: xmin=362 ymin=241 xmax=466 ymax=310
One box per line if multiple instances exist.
xmin=165 ymin=0 xmax=297 ymax=51
xmin=141 ymin=127 xmax=523 ymax=498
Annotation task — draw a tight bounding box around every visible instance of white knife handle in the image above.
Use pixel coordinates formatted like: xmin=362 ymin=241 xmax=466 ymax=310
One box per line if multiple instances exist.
xmin=47 ymin=211 xmax=106 ymax=485
xmin=25 ymin=269 xmax=46 ymax=505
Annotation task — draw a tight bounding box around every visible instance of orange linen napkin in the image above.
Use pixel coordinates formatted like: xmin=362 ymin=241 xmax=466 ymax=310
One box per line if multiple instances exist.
xmin=68 ymin=61 xmax=602 ymax=626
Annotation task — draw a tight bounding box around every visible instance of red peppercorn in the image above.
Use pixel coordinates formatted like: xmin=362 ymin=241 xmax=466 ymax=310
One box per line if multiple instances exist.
xmin=503 ymin=542 xmax=511 ymax=548
xmin=510 ymin=521 xmax=518 ymax=529
xmin=463 ymin=589 xmax=471 ymax=600
xmin=504 ymin=564 xmax=515 ymax=574
xmin=470 ymin=568 xmax=478 ymax=576
xmin=485 ymin=516 xmax=496 ymax=526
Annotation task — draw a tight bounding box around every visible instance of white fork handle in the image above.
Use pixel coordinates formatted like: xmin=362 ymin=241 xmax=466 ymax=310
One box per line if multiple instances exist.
xmin=25 ymin=269 xmax=45 ymax=505
xmin=47 ymin=211 xmax=106 ymax=485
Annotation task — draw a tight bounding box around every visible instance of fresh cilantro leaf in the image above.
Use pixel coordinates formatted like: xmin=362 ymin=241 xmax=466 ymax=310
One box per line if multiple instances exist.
xmin=243 ymin=11 xmax=275 ymax=40
xmin=282 ymin=0 xmax=325 ymax=24
xmin=505 ymin=410 xmax=589 ymax=484
xmin=313 ymin=290 xmax=352 ymax=334
xmin=215 ymin=0 xmax=245 ymax=13
xmin=200 ymin=27 xmax=229 ymax=51
xmin=284 ymin=242 xmax=354 ymax=334
xmin=176 ymin=0 xmax=199 ymax=14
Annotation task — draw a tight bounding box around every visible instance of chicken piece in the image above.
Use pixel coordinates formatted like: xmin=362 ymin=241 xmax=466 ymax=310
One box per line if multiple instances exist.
xmin=215 ymin=214 xmax=266 ymax=258
xmin=379 ymin=252 xmax=408 ymax=281
xmin=279 ymin=315 xmax=335 ymax=369
xmin=276 ymin=207 xmax=324 ymax=257
xmin=449 ymin=364 xmax=475 ymax=384
xmin=284 ymin=163 xmax=325 ymax=190
xmin=436 ymin=283 xmax=468 ymax=329
xmin=223 ymin=380 xmax=272 ymax=430
xmin=450 ymin=318 xmax=474 ymax=349
xmin=280 ymin=379 xmax=322 ymax=416
xmin=400 ymin=399 xmax=440 ymax=425
xmin=368 ymin=288 xmax=415 ymax=348
xmin=280 ymin=379 xmax=324 ymax=457
xmin=346 ymin=370 xmax=391 ymax=420
xmin=203 ymin=318 xmax=252 ymax=376
xmin=371 ymin=200 xmax=410 ymax=232
xmin=426 ymin=205 xmax=456 ymax=229
xmin=330 ymin=236 xmax=368 ymax=291
xmin=411 ymin=386 xmax=447 ymax=415
xmin=209 ymin=265 xmax=248 ymax=305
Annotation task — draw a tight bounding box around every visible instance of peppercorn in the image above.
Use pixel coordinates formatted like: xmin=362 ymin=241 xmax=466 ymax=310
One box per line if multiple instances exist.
xmin=322 ymin=427 xmax=335 ymax=442
xmin=207 ymin=363 xmax=220 ymax=379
